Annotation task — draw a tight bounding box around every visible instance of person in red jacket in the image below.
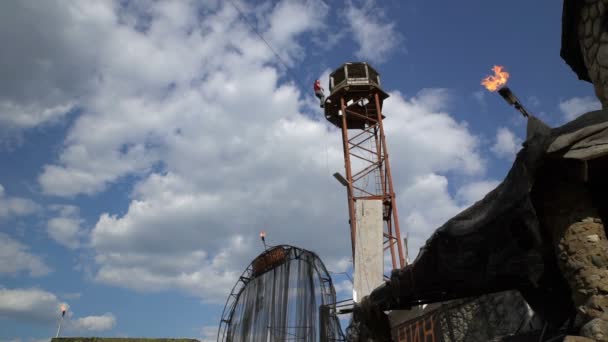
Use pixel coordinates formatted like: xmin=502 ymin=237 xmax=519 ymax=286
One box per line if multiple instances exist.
xmin=313 ymin=80 xmax=325 ymax=108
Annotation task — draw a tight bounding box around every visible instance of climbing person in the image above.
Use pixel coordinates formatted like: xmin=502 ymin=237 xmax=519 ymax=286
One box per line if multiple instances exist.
xmin=313 ymin=79 xmax=325 ymax=108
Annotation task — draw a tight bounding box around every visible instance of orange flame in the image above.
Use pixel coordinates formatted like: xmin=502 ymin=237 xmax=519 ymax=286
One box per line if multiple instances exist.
xmin=260 ymin=231 xmax=266 ymax=239
xmin=481 ymin=65 xmax=510 ymax=92
xmin=60 ymin=304 xmax=67 ymax=312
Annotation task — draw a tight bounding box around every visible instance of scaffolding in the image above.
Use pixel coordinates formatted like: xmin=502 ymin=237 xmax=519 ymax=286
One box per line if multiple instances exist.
xmin=325 ymin=62 xmax=405 ymax=270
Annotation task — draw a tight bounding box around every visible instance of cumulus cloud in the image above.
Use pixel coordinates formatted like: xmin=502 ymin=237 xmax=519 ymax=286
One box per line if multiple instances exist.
xmin=93 ymin=234 xmax=252 ymax=301
xmin=344 ymin=0 xmax=403 ymax=63
xmin=0 ymin=287 xmax=115 ymax=332
xmin=333 ymin=279 xmax=354 ymax=298
xmin=491 ymin=127 xmax=522 ymax=160
xmin=456 ymin=180 xmax=500 ymax=206
xmin=61 ymin=292 xmax=82 ymax=300
xmin=1 ymin=0 xmax=487 ymax=303
xmin=0 ymin=233 xmax=50 ymax=277
xmin=201 ymin=325 xmax=218 ymax=342
xmin=47 ymin=205 xmax=85 ymax=249
xmin=384 ymin=89 xmax=484 ymax=176
xmin=399 ymin=174 xmax=462 ymax=256
xmin=0 ymin=184 xmax=39 ymax=219
xmin=69 ymin=314 xmax=116 ymax=332
xmin=0 ymin=1 xmax=85 ymax=134
xmin=87 ymin=87 xmax=485 ymax=301
xmin=34 ymin=0 xmax=331 ymax=197
xmin=265 ymin=0 xmax=329 ymax=63
xmin=0 ymin=288 xmax=61 ymax=323
xmin=559 ymin=96 xmax=601 ymax=121
xmin=397 ymin=176 xmax=502 ymax=260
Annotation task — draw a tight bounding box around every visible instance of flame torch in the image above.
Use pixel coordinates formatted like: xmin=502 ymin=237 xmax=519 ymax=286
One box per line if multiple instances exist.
xmin=260 ymin=231 xmax=267 ymax=250
xmin=481 ymin=65 xmax=530 ymax=118
xmin=55 ymin=304 xmax=67 ymax=338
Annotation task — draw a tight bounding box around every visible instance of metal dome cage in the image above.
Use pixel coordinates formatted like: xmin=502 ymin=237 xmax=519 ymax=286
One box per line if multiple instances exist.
xmin=217 ymin=245 xmax=346 ymax=342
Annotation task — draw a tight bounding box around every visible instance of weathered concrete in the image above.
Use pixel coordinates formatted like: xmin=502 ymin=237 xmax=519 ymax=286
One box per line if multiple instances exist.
xmin=353 ymin=199 xmax=383 ymax=303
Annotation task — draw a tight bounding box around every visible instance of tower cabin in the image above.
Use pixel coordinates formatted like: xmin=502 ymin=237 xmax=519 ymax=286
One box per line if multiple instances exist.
xmin=324 ymin=62 xmax=389 ymax=129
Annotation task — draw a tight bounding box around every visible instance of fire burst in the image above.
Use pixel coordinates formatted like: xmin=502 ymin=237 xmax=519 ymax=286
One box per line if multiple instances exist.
xmin=480 ymin=65 xmax=530 ymax=118
xmin=481 ymin=65 xmax=510 ymax=92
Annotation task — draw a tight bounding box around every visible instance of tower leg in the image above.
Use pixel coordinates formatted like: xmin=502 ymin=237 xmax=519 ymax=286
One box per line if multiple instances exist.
xmin=374 ymin=93 xmax=405 ymax=268
xmin=340 ymin=97 xmax=357 ymax=262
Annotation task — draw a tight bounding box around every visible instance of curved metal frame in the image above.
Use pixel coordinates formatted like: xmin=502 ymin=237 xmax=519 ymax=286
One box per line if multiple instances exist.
xmin=217 ymin=245 xmax=345 ymax=341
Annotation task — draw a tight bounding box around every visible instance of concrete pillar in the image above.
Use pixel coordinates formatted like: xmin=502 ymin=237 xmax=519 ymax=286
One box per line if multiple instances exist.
xmin=353 ymin=199 xmax=384 ymax=302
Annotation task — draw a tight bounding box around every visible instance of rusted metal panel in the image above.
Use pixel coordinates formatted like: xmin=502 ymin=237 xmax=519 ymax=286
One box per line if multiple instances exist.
xmin=393 ymin=312 xmax=444 ymax=342
xmin=251 ymin=246 xmax=287 ymax=277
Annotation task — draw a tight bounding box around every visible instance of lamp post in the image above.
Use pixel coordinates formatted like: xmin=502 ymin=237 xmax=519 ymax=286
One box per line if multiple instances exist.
xmin=260 ymin=231 xmax=267 ymax=250
xmin=55 ymin=304 xmax=67 ymax=338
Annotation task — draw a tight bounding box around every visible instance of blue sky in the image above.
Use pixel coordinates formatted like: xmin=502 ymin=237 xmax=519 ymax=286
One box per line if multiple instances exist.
xmin=0 ymin=0 xmax=601 ymax=341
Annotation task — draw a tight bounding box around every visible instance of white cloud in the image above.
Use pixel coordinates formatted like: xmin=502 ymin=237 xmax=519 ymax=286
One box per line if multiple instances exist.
xmin=0 ymin=287 xmax=115 ymax=333
xmin=344 ymin=0 xmax=403 ymax=63
xmin=397 ymin=175 xmax=502 ymax=260
xmin=383 ymin=89 xmax=484 ymax=176
xmin=1 ymin=0 xmax=488 ymax=303
xmin=47 ymin=205 xmax=85 ymax=249
xmin=266 ymin=0 xmax=329 ymax=64
xmin=399 ymin=174 xmax=462 ymax=256
xmin=0 ymin=184 xmax=39 ymax=219
xmin=0 ymin=288 xmax=63 ymax=323
xmin=326 ymin=257 xmax=352 ymax=274
xmin=35 ymin=0 xmax=328 ymax=197
xmin=47 ymin=218 xmax=83 ymax=249
xmin=201 ymin=325 xmax=218 ymax=342
xmin=0 ymin=0 xmax=88 ymax=135
xmin=61 ymin=292 xmax=81 ymax=300
xmin=69 ymin=314 xmax=116 ymax=332
xmin=0 ymin=101 xmax=73 ymax=132
xmin=491 ymin=127 xmax=522 ymax=160
xmin=333 ymin=279 xmax=354 ymax=298
xmin=559 ymin=96 xmax=601 ymax=121
xmin=0 ymin=233 xmax=51 ymax=277
xmin=456 ymin=180 xmax=500 ymax=207
xmin=87 ymin=87 xmax=485 ymax=301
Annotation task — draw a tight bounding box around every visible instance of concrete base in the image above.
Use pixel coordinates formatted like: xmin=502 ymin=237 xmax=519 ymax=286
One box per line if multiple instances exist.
xmin=353 ymin=199 xmax=383 ymax=303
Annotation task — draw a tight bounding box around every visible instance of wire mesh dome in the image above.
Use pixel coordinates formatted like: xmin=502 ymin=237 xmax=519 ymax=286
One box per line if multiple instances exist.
xmin=218 ymin=245 xmax=346 ymax=342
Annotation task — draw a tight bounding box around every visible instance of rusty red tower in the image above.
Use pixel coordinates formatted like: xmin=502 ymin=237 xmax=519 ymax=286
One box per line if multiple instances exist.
xmin=325 ymin=62 xmax=405 ymax=271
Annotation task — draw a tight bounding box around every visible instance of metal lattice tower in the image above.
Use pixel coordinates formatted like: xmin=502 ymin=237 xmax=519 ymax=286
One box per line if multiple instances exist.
xmin=325 ymin=62 xmax=405 ymax=271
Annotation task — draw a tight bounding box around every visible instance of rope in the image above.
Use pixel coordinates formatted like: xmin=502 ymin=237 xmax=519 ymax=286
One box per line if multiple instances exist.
xmin=225 ymin=0 xmax=309 ymax=92
xmin=226 ymin=0 xmax=332 ymax=175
